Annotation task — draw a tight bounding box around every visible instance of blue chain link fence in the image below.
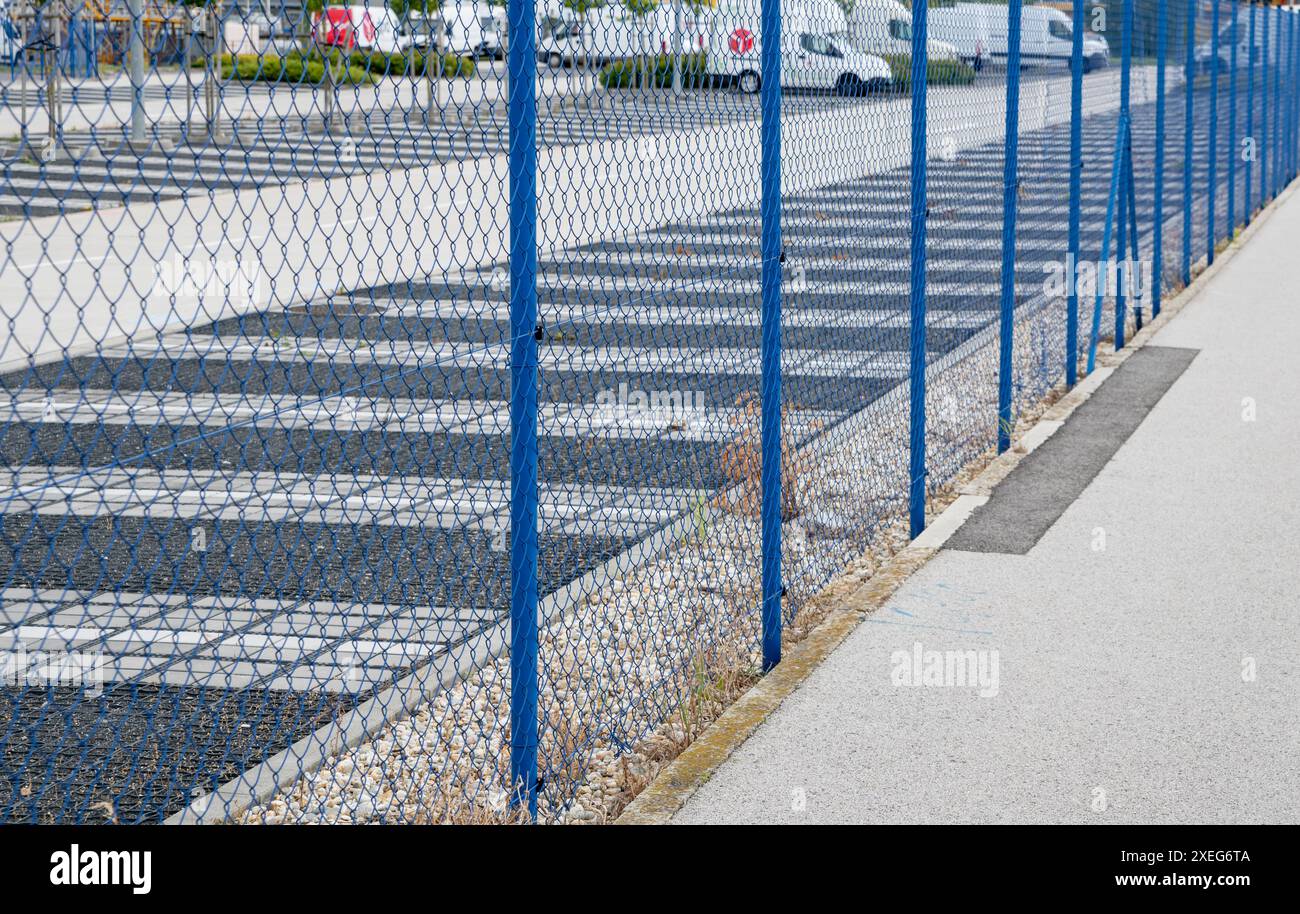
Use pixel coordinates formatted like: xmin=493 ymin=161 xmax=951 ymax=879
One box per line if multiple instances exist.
xmin=0 ymin=0 xmax=1294 ymax=824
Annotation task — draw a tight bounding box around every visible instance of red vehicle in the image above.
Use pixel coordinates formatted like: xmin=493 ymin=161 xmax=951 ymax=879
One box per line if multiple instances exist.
xmin=314 ymin=5 xmax=402 ymax=53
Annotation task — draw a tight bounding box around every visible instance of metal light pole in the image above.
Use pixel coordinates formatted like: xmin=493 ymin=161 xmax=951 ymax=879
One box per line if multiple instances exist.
xmin=671 ymin=0 xmax=683 ymax=96
xmin=17 ymin=1 xmax=30 ymax=151
xmin=128 ymin=0 xmax=147 ymax=145
xmin=206 ymin=2 xmax=225 ymax=139
xmin=426 ymin=13 xmax=446 ymax=125
xmin=324 ymin=30 xmax=338 ymax=133
xmin=44 ymin=1 xmax=63 ymax=161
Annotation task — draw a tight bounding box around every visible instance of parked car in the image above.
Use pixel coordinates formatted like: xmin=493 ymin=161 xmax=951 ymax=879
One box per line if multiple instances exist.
xmin=844 ymin=0 xmax=961 ymax=66
xmin=707 ymin=0 xmax=892 ymax=96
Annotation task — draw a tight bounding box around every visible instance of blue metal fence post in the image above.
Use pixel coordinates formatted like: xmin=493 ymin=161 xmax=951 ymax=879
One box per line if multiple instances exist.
xmin=1247 ymin=2 xmax=1256 ymax=219
xmin=1261 ymin=5 xmax=1269 ymax=205
xmin=1153 ymin=0 xmax=1168 ymax=317
xmin=1292 ymin=10 xmax=1298 ymax=181
xmin=1279 ymin=4 xmax=1289 ymax=193
xmin=1276 ymin=4 xmax=1282 ymax=192
xmin=1115 ymin=0 xmax=1133 ymax=350
xmin=1284 ymin=8 xmax=1294 ymax=182
xmin=1126 ymin=145 xmax=1142 ymax=331
xmin=1271 ymin=4 xmax=1278 ymax=195
xmin=1207 ymin=0 xmax=1220 ymax=262
xmin=1067 ymin=0 xmax=1084 ymax=380
xmin=908 ymin=1 xmax=929 ymax=538
xmin=1276 ymin=6 xmax=1284 ymax=195
xmin=1288 ymin=9 xmax=1296 ymax=181
xmin=1281 ymin=5 xmax=1289 ymax=186
xmin=1086 ymin=126 xmax=1126 ymax=373
xmin=506 ymin=0 xmax=540 ymax=820
xmin=997 ymin=0 xmax=1022 ymax=453
xmin=1271 ymin=6 xmax=1281 ymax=198
xmin=1283 ymin=6 xmax=1291 ymax=185
xmin=1228 ymin=0 xmax=1238 ymax=234
xmin=759 ymin=0 xmax=782 ymax=672
xmin=1283 ymin=5 xmax=1289 ymax=184
xmin=1182 ymin=0 xmax=1196 ymax=285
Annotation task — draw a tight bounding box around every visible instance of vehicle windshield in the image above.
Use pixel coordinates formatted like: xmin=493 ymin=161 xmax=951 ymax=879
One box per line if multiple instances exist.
xmin=801 ymin=32 xmax=841 ymax=57
xmin=889 ymin=18 xmax=912 ymax=41
xmin=1049 ymin=20 xmax=1072 ymax=41
xmin=541 ymin=16 xmax=574 ymax=40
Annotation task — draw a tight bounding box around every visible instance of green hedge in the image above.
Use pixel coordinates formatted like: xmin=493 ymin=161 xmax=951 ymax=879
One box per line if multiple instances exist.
xmin=881 ymin=54 xmax=976 ymax=89
xmin=598 ymin=53 xmax=709 ymax=90
xmin=215 ymin=53 xmax=376 ymax=86
xmin=204 ymin=50 xmax=474 ymax=82
xmin=346 ymin=49 xmax=476 ymax=79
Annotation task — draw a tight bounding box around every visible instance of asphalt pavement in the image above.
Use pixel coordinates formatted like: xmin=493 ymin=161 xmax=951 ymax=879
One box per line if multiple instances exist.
xmin=674 ymin=185 xmax=1300 ymax=824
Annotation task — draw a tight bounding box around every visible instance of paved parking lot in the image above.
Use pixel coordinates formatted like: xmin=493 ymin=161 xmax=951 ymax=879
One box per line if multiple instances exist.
xmin=0 ymin=65 xmax=1075 ymax=218
xmin=0 ymin=69 xmax=1263 ymax=819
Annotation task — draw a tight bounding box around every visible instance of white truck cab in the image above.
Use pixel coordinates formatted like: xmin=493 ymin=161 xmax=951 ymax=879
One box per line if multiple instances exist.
xmin=708 ymin=0 xmax=892 ymax=95
xmin=999 ymin=5 xmax=1109 ymax=71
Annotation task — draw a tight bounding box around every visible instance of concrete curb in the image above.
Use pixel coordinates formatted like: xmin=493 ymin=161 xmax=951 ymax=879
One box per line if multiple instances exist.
xmin=614 ymin=176 xmax=1299 ymax=826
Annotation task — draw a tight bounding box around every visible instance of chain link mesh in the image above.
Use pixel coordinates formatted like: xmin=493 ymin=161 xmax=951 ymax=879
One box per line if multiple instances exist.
xmin=0 ymin=0 xmax=1292 ymax=824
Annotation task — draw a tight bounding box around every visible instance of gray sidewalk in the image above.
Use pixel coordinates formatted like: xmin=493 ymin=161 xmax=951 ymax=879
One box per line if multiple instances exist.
xmin=674 ymin=189 xmax=1300 ymax=825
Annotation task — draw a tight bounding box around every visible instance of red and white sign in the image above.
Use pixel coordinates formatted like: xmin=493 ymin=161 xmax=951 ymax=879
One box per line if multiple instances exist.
xmin=728 ymin=27 xmax=755 ymax=56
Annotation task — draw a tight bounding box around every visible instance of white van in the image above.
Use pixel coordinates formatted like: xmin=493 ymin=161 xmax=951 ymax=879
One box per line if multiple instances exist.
xmin=1192 ymin=7 xmax=1283 ymax=74
xmin=844 ymin=0 xmax=960 ymax=65
xmin=707 ymin=0 xmax=892 ymax=95
xmin=933 ymin=3 xmax=1109 ymax=72
xmin=998 ymin=4 xmax=1108 ymax=71
xmin=538 ymin=5 xmax=660 ymax=67
xmin=440 ymin=2 xmax=504 ymax=59
xmin=928 ymin=3 xmax=993 ymax=71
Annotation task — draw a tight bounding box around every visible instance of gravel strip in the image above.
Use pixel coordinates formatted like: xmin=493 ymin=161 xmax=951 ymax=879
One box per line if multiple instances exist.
xmin=237 ymin=286 xmax=1103 ymax=824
